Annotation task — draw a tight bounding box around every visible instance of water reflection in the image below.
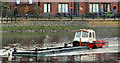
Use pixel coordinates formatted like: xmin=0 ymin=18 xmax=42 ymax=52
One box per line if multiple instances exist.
xmin=1 ymin=27 xmax=119 ymax=62
xmin=6 ymin=53 xmax=119 ymax=62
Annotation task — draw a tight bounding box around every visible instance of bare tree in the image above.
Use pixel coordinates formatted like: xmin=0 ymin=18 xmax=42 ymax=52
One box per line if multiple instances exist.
xmin=34 ymin=6 xmax=42 ymax=15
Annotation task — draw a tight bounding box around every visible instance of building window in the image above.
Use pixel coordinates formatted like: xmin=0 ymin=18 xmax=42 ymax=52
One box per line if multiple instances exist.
xmin=82 ymin=32 xmax=88 ymax=38
xmin=113 ymin=6 xmax=117 ymax=10
xmin=44 ymin=3 xmax=51 ymax=13
xmin=89 ymin=33 xmax=92 ymax=38
xmin=113 ymin=5 xmax=118 ymax=11
xmin=89 ymin=3 xmax=99 ymax=13
xmin=58 ymin=3 xmax=68 ymax=13
xmin=16 ymin=0 xmax=20 ymax=4
xmin=29 ymin=0 xmax=33 ymax=4
xmin=80 ymin=6 xmax=84 ymax=10
xmin=101 ymin=3 xmax=110 ymax=12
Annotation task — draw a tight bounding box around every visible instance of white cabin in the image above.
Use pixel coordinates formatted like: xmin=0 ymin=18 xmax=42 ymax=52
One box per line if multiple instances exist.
xmin=73 ymin=29 xmax=96 ymax=43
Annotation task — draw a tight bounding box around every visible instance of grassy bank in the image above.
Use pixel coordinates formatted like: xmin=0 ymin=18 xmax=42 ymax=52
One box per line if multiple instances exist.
xmin=2 ymin=26 xmax=91 ymax=31
xmin=89 ymin=21 xmax=119 ymax=26
xmin=2 ymin=20 xmax=119 ymax=31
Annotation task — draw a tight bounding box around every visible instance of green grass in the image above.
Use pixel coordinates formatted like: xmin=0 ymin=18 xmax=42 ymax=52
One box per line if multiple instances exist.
xmin=73 ymin=17 xmax=82 ymax=19
xmin=2 ymin=26 xmax=91 ymax=31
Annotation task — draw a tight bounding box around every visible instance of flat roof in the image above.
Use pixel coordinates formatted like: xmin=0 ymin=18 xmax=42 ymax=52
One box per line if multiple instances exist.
xmin=77 ymin=29 xmax=95 ymax=32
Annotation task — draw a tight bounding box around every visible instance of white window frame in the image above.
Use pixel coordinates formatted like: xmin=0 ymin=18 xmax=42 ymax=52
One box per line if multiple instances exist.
xmin=101 ymin=3 xmax=110 ymax=12
xmin=29 ymin=0 xmax=33 ymax=4
xmin=89 ymin=3 xmax=99 ymax=13
xmin=44 ymin=3 xmax=51 ymax=13
xmin=58 ymin=3 xmax=68 ymax=13
xmin=16 ymin=0 xmax=20 ymax=4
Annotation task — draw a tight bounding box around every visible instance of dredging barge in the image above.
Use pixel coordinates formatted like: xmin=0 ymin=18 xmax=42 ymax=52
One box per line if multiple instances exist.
xmin=11 ymin=29 xmax=109 ymax=56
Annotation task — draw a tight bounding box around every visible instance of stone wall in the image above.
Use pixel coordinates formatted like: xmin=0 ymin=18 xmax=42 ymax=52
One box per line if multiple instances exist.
xmin=2 ymin=21 xmax=89 ymax=27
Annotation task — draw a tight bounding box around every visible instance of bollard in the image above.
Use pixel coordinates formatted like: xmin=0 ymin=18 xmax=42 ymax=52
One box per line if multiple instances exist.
xmin=70 ymin=15 xmax=72 ymax=20
xmin=93 ymin=14 xmax=94 ymax=20
xmin=26 ymin=16 xmax=27 ymax=20
xmin=11 ymin=17 xmax=13 ymax=22
xmin=60 ymin=14 xmax=61 ymax=20
xmin=26 ymin=14 xmax=28 ymax=20
xmin=82 ymin=15 xmax=83 ymax=20
xmin=114 ymin=14 xmax=116 ymax=21
xmin=37 ymin=15 xmax=39 ymax=20
xmin=103 ymin=15 xmax=105 ymax=20
xmin=15 ymin=16 xmax=17 ymax=22
xmin=7 ymin=17 xmax=8 ymax=23
xmin=49 ymin=14 xmax=50 ymax=20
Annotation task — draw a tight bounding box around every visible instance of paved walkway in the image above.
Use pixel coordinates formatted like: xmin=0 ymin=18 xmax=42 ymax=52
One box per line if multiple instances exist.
xmin=0 ymin=17 xmax=120 ymax=24
xmin=16 ymin=18 xmax=120 ymax=21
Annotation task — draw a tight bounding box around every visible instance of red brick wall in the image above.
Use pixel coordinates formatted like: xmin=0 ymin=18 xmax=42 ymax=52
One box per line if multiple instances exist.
xmin=78 ymin=2 xmax=119 ymax=15
xmin=10 ymin=1 xmax=120 ymax=15
xmin=118 ymin=1 xmax=120 ymax=13
xmin=10 ymin=0 xmax=38 ymax=14
xmin=40 ymin=2 xmax=74 ymax=14
xmin=40 ymin=2 xmax=59 ymax=14
xmin=51 ymin=2 xmax=58 ymax=14
xmin=16 ymin=4 xmax=36 ymax=14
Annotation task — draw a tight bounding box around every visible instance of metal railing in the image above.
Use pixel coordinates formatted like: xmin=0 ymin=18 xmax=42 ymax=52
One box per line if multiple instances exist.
xmin=1 ymin=17 xmax=17 ymax=23
xmin=1 ymin=9 xmax=120 ymax=23
xmin=15 ymin=13 xmax=120 ymax=20
xmin=1 ymin=13 xmax=120 ymax=23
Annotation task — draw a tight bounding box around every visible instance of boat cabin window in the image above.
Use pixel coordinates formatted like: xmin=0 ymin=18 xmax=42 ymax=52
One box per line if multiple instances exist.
xmin=89 ymin=32 xmax=92 ymax=38
xmin=82 ymin=32 xmax=88 ymax=37
xmin=76 ymin=32 xmax=81 ymax=37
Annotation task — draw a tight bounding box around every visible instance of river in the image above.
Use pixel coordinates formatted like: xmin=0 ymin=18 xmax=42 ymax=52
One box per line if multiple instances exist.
xmin=0 ymin=27 xmax=119 ymax=62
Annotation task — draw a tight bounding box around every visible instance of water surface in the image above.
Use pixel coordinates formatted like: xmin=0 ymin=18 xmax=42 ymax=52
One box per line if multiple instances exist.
xmin=0 ymin=27 xmax=119 ymax=62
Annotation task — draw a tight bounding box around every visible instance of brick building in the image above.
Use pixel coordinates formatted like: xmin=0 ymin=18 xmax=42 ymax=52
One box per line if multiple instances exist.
xmin=9 ymin=0 xmax=120 ymax=15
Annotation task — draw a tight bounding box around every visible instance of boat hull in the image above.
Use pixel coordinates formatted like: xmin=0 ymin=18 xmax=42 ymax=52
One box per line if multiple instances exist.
xmin=73 ymin=41 xmax=106 ymax=48
xmin=12 ymin=46 xmax=89 ymax=56
xmin=81 ymin=42 xmax=105 ymax=48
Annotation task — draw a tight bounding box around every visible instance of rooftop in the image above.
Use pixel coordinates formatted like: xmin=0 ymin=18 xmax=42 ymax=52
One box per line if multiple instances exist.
xmin=77 ymin=29 xmax=95 ymax=32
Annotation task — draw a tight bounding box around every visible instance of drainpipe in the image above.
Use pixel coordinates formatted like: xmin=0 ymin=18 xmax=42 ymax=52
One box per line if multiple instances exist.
xmin=118 ymin=1 xmax=119 ymax=13
xmin=38 ymin=0 xmax=40 ymax=6
xmin=71 ymin=0 xmax=72 ymax=12
xmin=78 ymin=0 xmax=79 ymax=17
xmin=74 ymin=0 xmax=76 ymax=14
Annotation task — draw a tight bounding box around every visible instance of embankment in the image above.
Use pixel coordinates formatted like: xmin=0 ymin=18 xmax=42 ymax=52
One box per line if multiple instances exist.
xmin=1 ymin=20 xmax=119 ymax=32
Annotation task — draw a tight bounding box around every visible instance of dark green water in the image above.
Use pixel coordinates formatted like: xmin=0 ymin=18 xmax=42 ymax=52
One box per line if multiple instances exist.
xmin=2 ymin=27 xmax=118 ymax=48
xmin=0 ymin=27 xmax=119 ymax=62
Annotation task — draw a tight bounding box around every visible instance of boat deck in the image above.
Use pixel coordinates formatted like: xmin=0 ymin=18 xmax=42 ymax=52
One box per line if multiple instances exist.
xmin=12 ymin=46 xmax=89 ymax=56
